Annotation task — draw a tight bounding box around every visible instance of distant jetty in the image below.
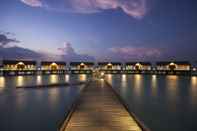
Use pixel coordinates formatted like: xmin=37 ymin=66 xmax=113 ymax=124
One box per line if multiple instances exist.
xmin=16 ymin=81 xmax=85 ymax=89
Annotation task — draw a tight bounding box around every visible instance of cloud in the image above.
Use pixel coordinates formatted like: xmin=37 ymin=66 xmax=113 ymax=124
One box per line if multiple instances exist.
xmin=20 ymin=0 xmax=147 ymax=18
xmin=0 ymin=33 xmax=20 ymax=47
xmin=58 ymin=42 xmax=95 ymax=61
xmin=58 ymin=42 xmax=76 ymax=56
xmin=20 ymin=0 xmax=42 ymax=7
xmin=109 ymin=46 xmax=162 ymax=60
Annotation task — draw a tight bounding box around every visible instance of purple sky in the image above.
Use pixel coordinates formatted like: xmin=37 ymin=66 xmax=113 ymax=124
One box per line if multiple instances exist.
xmin=0 ymin=0 xmax=197 ymax=61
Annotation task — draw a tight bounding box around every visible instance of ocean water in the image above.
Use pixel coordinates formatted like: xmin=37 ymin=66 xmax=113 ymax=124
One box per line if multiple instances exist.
xmin=0 ymin=74 xmax=89 ymax=131
xmin=105 ymin=74 xmax=197 ymax=131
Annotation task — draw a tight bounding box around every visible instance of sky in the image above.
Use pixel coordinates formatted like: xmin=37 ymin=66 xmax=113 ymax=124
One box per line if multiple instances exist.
xmin=0 ymin=0 xmax=197 ymax=61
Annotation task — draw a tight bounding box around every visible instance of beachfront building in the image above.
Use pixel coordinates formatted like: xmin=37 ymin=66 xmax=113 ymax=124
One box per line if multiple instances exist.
xmin=2 ymin=60 xmax=36 ymax=75
xmin=98 ymin=62 xmax=122 ymax=74
xmin=41 ymin=61 xmax=67 ymax=74
xmin=156 ymin=61 xmax=191 ymax=75
xmin=70 ymin=62 xmax=94 ymax=74
xmin=125 ymin=62 xmax=152 ymax=74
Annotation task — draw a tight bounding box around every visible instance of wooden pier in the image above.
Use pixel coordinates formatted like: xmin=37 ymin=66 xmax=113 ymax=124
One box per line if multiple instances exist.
xmin=60 ymin=79 xmax=145 ymax=131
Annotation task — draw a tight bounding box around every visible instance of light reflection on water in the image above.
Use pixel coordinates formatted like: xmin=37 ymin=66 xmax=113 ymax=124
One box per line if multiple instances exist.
xmin=65 ymin=75 xmax=70 ymax=83
xmin=166 ymin=75 xmax=179 ymax=102
xmin=17 ymin=76 xmax=25 ymax=87
xmin=0 ymin=75 xmax=86 ymax=131
xmin=151 ymin=75 xmax=157 ymax=97
xmin=190 ymin=76 xmax=197 ymax=106
xmin=106 ymin=74 xmax=197 ymax=131
xmin=105 ymin=74 xmax=112 ymax=85
xmin=36 ymin=75 xmax=42 ymax=85
xmin=50 ymin=75 xmax=58 ymax=84
xmin=0 ymin=77 xmax=5 ymax=90
xmin=133 ymin=74 xmax=143 ymax=97
xmin=78 ymin=74 xmax=87 ymax=82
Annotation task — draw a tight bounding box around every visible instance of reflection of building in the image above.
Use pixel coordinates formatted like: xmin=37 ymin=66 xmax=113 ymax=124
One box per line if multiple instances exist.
xmin=156 ymin=61 xmax=191 ymax=75
xmin=41 ymin=61 xmax=67 ymax=74
xmin=125 ymin=62 xmax=151 ymax=74
xmin=70 ymin=62 xmax=94 ymax=74
xmin=98 ymin=62 xmax=122 ymax=74
xmin=2 ymin=60 xmax=36 ymax=75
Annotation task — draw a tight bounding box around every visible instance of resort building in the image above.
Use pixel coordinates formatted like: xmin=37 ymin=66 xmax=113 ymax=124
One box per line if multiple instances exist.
xmin=98 ymin=62 xmax=122 ymax=74
xmin=70 ymin=62 xmax=94 ymax=74
xmin=125 ymin=62 xmax=152 ymax=74
xmin=41 ymin=61 xmax=67 ymax=74
xmin=3 ymin=60 xmax=36 ymax=70
xmin=156 ymin=61 xmax=191 ymax=71
xmin=41 ymin=61 xmax=66 ymax=70
xmin=156 ymin=61 xmax=191 ymax=75
xmin=2 ymin=60 xmax=36 ymax=75
xmin=125 ymin=62 xmax=152 ymax=71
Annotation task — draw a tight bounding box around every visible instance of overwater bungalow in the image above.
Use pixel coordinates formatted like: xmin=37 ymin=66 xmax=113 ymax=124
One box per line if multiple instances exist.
xmin=70 ymin=62 xmax=94 ymax=74
xmin=156 ymin=61 xmax=191 ymax=75
xmin=125 ymin=62 xmax=152 ymax=74
xmin=41 ymin=61 xmax=67 ymax=74
xmin=98 ymin=62 xmax=122 ymax=74
xmin=2 ymin=60 xmax=36 ymax=75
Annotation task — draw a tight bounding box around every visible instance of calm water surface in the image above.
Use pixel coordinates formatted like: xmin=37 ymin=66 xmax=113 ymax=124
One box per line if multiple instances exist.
xmin=0 ymin=74 xmax=89 ymax=131
xmin=105 ymin=74 xmax=197 ymax=131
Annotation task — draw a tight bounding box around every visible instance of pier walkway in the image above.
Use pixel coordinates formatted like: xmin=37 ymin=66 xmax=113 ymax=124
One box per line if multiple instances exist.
xmin=61 ymin=79 xmax=142 ymax=131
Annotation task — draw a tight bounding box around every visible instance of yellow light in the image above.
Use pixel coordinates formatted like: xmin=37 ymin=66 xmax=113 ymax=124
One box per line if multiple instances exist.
xmin=51 ymin=62 xmax=57 ymax=65
xmin=151 ymin=75 xmax=157 ymax=96
xmin=80 ymin=63 xmax=85 ymax=66
xmin=50 ymin=75 xmax=58 ymax=83
xmin=169 ymin=62 xmax=175 ymax=66
xmin=122 ymin=74 xmax=126 ymax=81
xmin=106 ymin=74 xmax=112 ymax=84
xmin=0 ymin=76 xmax=5 ymax=89
xmin=107 ymin=63 xmax=112 ymax=66
xmin=135 ymin=63 xmax=141 ymax=66
xmin=191 ymin=76 xmax=197 ymax=86
xmin=65 ymin=75 xmax=70 ymax=83
xmin=18 ymin=62 xmax=24 ymax=65
xmin=17 ymin=76 xmax=24 ymax=87
xmin=152 ymin=75 xmax=156 ymax=79
xmin=36 ymin=75 xmax=42 ymax=85
xmin=79 ymin=74 xmax=87 ymax=81
xmin=133 ymin=74 xmax=143 ymax=97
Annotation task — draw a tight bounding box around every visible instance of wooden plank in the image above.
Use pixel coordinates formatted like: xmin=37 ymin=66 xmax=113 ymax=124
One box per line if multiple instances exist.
xmin=62 ymin=79 xmax=142 ymax=131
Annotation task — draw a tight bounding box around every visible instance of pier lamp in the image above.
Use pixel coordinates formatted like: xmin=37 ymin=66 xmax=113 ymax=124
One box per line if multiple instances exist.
xmin=193 ymin=68 xmax=196 ymax=71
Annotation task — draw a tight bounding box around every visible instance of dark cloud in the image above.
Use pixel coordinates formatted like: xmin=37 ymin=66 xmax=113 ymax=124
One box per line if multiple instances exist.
xmin=0 ymin=33 xmax=20 ymax=47
xmin=0 ymin=46 xmax=43 ymax=60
